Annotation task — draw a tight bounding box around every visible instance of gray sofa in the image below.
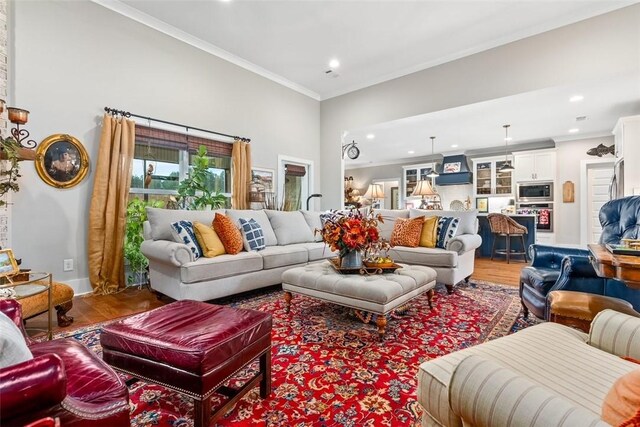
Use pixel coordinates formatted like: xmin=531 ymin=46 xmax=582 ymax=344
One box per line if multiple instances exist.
xmin=141 ymin=207 xmax=481 ymax=301
xmin=141 ymin=208 xmax=336 ymax=301
xmin=376 ymin=209 xmax=482 ymax=292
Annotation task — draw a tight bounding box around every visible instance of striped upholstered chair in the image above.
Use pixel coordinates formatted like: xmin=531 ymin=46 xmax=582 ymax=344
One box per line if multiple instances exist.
xmin=416 ymin=309 xmax=640 ymax=427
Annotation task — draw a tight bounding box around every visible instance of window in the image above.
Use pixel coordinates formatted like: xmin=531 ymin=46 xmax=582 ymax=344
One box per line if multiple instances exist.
xmin=129 ymin=126 xmax=232 ymax=205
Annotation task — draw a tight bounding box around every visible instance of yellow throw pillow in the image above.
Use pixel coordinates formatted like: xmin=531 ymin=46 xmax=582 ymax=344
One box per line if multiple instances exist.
xmin=419 ymin=216 xmax=439 ymax=248
xmin=193 ymin=221 xmax=226 ymax=258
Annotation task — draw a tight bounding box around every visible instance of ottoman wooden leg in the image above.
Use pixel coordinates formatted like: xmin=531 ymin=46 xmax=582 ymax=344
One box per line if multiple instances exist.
xmin=259 ymin=350 xmax=271 ymax=398
xmin=376 ymin=316 xmax=387 ymax=341
xmin=284 ymin=291 xmax=292 ymax=313
xmin=193 ymin=397 xmax=211 ymax=427
xmin=445 ymin=284 xmax=454 ymax=294
xmin=55 ymin=300 xmax=74 ymax=327
xmin=427 ymin=289 xmax=434 ymax=309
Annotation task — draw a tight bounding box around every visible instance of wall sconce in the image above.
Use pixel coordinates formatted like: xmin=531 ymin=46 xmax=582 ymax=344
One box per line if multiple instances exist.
xmin=6 ymin=104 xmax=37 ymax=149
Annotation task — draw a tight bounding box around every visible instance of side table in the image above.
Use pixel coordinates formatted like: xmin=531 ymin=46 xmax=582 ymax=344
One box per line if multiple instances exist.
xmin=0 ymin=272 xmax=53 ymax=339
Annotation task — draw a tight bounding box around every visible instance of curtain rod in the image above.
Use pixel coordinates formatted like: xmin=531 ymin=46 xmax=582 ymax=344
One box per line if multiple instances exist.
xmin=104 ymin=107 xmax=251 ymax=143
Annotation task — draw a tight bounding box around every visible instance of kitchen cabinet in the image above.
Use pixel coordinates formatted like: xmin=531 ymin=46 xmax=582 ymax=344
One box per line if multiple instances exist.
xmin=472 ymin=156 xmax=514 ymax=197
xmin=535 ymin=232 xmax=556 ymax=245
xmin=403 ymin=163 xmax=436 ymax=201
xmin=513 ymin=150 xmax=556 ymax=182
xmin=613 ymin=115 xmax=640 ymax=195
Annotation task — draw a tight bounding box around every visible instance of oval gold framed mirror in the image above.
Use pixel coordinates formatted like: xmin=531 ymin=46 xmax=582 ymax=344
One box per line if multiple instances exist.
xmin=35 ymin=134 xmax=89 ymax=189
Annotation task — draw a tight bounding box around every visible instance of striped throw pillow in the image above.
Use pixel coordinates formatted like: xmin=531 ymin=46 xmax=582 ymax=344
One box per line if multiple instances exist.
xmin=436 ymin=216 xmax=460 ymax=249
xmin=170 ymin=220 xmax=203 ymax=259
xmin=239 ymin=218 xmax=266 ymax=251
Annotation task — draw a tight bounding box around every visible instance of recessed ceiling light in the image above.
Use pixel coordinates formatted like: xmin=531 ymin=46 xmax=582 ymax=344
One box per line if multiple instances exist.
xmin=451 ymin=144 xmax=458 ymax=148
xmin=366 ymin=134 xmax=375 ymax=139
xmin=329 ymin=59 xmax=340 ymax=69
xmin=408 ymin=150 xmax=415 ymax=154
xmin=569 ymin=128 xmax=579 ymax=133
xmin=570 ymin=95 xmax=584 ymax=102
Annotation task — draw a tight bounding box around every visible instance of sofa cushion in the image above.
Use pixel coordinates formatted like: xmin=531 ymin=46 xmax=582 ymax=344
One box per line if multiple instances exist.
xmin=376 ymin=209 xmax=409 ymax=241
xmin=0 ymin=311 xmax=32 ymax=368
xmin=301 ymin=211 xmax=324 ymax=242
xmin=390 ymin=217 xmax=423 ymax=247
xmin=259 ymin=245 xmax=308 ymax=269
xmin=147 ymin=207 xmax=223 ymax=241
xmin=226 ymin=210 xmax=278 ymax=246
xmin=180 ymin=251 xmax=263 ymax=283
xmin=213 ymin=213 xmax=244 ymax=255
xmin=410 ymin=209 xmax=478 ymax=236
xmin=239 ymin=218 xmax=266 ymax=251
xmin=419 ymin=216 xmax=439 ymax=248
xmin=298 ymin=242 xmax=337 ymax=261
xmin=436 ymin=217 xmax=460 ymax=249
xmin=193 ymin=221 xmax=226 ymax=258
xmin=170 ymin=221 xmax=203 ymax=259
xmin=388 ymin=246 xmax=458 ymax=268
xmin=266 ymin=210 xmax=314 ymax=245
xmin=417 ymin=322 xmax=637 ymax=427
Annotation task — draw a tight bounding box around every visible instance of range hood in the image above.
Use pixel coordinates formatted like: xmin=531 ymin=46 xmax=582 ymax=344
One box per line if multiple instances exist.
xmin=435 ymin=154 xmax=473 ymax=186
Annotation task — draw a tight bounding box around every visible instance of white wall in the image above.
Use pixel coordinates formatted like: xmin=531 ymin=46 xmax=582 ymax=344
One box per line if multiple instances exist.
xmin=321 ymin=4 xmax=640 ymax=209
xmin=10 ymin=1 xmax=320 ymax=293
xmin=555 ymin=135 xmax=615 ymax=244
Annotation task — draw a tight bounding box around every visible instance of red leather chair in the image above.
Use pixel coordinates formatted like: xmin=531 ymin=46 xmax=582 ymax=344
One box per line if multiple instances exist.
xmin=0 ymin=299 xmax=130 ymax=427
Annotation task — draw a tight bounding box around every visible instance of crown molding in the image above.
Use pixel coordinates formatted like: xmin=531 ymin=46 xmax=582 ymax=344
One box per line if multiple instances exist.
xmin=553 ymin=131 xmax=613 ymax=143
xmin=91 ymin=0 xmax=321 ymax=101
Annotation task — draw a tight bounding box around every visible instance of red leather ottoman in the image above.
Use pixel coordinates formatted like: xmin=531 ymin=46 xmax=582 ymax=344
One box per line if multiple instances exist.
xmin=100 ymin=300 xmax=272 ymax=427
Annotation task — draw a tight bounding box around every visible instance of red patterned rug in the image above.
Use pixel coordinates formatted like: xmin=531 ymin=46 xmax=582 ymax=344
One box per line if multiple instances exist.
xmin=58 ymin=280 xmax=539 ymax=427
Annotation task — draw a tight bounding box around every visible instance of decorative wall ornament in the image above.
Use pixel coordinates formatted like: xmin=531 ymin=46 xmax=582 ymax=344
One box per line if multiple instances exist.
xmin=563 ymin=181 xmax=575 ymax=203
xmin=342 ymin=140 xmax=360 ymax=159
xmin=35 ymin=134 xmax=89 ymax=189
xmin=586 ymin=143 xmax=615 ymax=157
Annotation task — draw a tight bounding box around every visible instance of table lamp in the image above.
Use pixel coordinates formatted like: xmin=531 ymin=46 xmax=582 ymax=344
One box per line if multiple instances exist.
xmin=412 ymin=179 xmax=442 ymax=209
xmin=364 ymin=183 xmax=385 ymax=206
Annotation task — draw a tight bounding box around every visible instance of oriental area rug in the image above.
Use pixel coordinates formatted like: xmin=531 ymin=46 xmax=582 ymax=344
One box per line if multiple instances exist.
xmin=58 ymin=280 xmax=540 ymax=427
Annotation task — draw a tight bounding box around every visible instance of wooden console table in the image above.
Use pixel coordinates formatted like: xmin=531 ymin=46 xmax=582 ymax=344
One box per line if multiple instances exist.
xmin=588 ymin=244 xmax=640 ymax=289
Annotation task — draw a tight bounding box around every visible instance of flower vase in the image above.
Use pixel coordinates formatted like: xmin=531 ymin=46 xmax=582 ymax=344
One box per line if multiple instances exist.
xmin=341 ymin=250 xmax=362 ymax=269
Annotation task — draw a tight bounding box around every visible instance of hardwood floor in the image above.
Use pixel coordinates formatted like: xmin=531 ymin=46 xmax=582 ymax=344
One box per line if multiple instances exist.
xmin=25 ymin=257 xmax=526 ymax=337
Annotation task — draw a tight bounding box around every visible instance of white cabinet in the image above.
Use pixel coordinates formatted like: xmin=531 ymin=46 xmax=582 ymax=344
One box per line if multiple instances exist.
xmin=402 ymin=163 xmax=436 ymax=206
xmin=535 ymin=232 xmax=555 ymax=245
xmin=514 ymin=150 xmax=556 ymax=182
xmin=613 ymin=115 xmax=640 ymax=196
xmin=472 ymin=156 xmax=514 ymax=197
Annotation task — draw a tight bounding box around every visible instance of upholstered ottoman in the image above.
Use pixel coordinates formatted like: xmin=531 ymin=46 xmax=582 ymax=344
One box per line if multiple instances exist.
xmin=19 ymin=281 xmax=74 ymax=327
xmin=100 ymin=300 xmax=272 ymax=427
xmin=282 ymin=261 xmax=437 ymax=340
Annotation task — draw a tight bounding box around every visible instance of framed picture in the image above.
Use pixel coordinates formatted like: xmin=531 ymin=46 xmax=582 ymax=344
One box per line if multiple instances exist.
xmin=476 ymin=197 xmax=489 ymax=213
xmin=35 ymin=134 xmax=89 ymax=189
xmin=251 ymin=167 xmax=275 ymax=193
xmin=0 ymin=248 xmax=19 ymax=278
xmin=443 ymin=162 xmax=461 ymax=173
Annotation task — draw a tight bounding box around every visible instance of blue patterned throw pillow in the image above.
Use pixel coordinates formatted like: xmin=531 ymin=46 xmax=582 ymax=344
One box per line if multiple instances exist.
xmin=170 ymin=220 xmax=203 ymax=259
xmin=239 ymin=218 xmax=266 ymax=251
xmin=436 ymin=216 xmax=460 ymax=249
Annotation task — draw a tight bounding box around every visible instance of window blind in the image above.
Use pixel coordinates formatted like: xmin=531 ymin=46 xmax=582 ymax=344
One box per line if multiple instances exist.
xmin=135 ymin=125 xmax=233 ymax=157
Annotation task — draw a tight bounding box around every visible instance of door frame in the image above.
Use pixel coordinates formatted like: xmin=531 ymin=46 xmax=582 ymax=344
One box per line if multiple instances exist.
xmin=372 ymin=177 xmax=401 ymax=210
xmin=580 ymin=158 xmax=614 ymax=245
xmin=277 ymin=155 xmax=315 ymax=210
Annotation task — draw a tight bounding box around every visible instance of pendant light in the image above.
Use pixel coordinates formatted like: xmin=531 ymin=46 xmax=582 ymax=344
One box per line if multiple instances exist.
xmin=427 ymin=136 xmax=439 ymax=178
xmin=499 ymin=125 xmax=515 ymax=172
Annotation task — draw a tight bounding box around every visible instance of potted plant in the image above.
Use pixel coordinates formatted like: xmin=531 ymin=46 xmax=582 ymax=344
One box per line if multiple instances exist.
xmin=0 ymin=137 xmax=26 ymax=206
xmin=177 ymin=145 xmax=228 ymax=210
xmin=124 ymin=197 xmax=164 ymax=286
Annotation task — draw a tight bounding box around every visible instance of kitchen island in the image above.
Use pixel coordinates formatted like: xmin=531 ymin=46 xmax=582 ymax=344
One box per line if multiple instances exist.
xmin=477 ymin=214 xmax=536 ymax=258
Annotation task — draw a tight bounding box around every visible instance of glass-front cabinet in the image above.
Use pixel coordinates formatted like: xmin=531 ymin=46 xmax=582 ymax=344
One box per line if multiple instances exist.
xmin=472 ymin=156 xmax=514 ymax=197
xmin=403 ymin=163 xmax=436 ymax=205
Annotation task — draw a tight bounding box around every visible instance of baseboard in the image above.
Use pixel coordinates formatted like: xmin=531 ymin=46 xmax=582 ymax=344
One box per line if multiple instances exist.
xmin=64 ymin=277 xmax=93 ymax=295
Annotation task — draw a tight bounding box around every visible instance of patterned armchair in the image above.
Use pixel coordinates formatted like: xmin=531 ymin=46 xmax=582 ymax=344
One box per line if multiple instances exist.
xmin=520 ymin=196 xmax=640 ymax=319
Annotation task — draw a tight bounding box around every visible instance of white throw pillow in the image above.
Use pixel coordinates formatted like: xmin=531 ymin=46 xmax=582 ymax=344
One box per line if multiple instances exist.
xmin=266 ymin=210 xmax=314 ymax=245
xmin=0 ymin=311 xmax=33 ymax=368
xmin=226 ymin=210 xmax=278 ymax=246
xmin=301 ymin=211 xmax=324 ymax=242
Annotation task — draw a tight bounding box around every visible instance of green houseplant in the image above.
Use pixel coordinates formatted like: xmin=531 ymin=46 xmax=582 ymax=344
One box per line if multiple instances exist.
xmin=124 ymin=197 xmax=164 ymax=286
xmin=177 ymin=145 xmax=228 ymax=210
xmin=0 ymin=137 xmax=24 ymax=207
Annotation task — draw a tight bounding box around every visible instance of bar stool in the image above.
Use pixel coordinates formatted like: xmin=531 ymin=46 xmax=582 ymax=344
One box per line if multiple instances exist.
xmin=487 ymin=213 xmax=528 ymax=263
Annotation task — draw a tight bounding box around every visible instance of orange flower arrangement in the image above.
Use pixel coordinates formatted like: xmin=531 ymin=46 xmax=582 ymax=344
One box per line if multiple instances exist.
xmin=318 ymin=210 xmax=387 ymax=258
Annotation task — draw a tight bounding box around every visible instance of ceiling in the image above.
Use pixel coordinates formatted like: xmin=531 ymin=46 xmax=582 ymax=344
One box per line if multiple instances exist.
xmin=105 ymin=0 xmax=636 ymax=100
xmin=345 ymin=74 xmax=640 ymax=167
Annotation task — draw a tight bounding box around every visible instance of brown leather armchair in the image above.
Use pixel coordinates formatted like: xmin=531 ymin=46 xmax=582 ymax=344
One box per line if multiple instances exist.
xmin=0 ymin=299 xmax=130 ymax=427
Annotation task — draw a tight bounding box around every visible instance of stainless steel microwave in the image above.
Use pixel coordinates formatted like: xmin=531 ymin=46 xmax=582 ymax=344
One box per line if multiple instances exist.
xmin=516 ymin=182 xmax=554 ymax=202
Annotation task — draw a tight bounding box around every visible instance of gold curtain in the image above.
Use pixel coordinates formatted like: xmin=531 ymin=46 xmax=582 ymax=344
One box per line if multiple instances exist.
xmin=88 ymin=114 xmax=135 ymax=294
xmin=231 ymin=140 xmax=251 ymax=209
